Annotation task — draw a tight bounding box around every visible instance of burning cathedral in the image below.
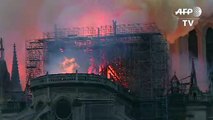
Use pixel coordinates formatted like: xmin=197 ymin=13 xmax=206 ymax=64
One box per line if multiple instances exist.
xmin=0 ymin=20 xmax=213 ymax=120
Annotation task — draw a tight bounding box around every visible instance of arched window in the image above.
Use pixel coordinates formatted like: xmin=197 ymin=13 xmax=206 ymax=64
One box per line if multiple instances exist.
xmin=54 ymin=98 xmax=72 ymax=119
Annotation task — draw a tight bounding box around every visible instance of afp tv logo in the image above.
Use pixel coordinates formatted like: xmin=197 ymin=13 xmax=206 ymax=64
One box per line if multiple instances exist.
xmin=175 ymin=7 xmax=202 ymax=27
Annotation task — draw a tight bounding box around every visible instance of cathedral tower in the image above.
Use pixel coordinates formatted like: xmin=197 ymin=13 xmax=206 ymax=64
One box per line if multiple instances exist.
xmin=11 ymin=44 xmax=22 ymax=91
xmin=0 ymin=38 xmax=10 ymax=102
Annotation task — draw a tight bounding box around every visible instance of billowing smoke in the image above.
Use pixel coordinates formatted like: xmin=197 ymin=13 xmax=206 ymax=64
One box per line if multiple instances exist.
xmin=0 ymin=0 xmax=213 ymax=89
xmin=60 ymin=57 xmax=80 ymax=73
xmin=143 ymin=0 xmax=213 ymax=43
xmin=142 ymin=0 xmax=213 ymax=91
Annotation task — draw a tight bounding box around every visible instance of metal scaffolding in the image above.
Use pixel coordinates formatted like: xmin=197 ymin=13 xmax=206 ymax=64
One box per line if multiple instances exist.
xmin=25 ymin=21 xmax=168 ymax=120
xmin=25 ymin=39 xmax=46 ymax=94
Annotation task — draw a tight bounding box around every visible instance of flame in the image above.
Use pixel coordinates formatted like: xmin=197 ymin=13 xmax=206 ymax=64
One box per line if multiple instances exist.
xmin=88 ymin=57 xmax=98 ymax=74
xmin=1 ymin=0 xmax=212 ymax=90
xmin=107 ymin=65 xmax=120 ymax=81
xmin=106 ymin=65 xmax=128 ymax=88
xmin=60 ymin=57 xmax=79 ymax=73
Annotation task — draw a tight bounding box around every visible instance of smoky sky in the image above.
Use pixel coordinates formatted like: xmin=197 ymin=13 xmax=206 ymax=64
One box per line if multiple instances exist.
xmin=0 ymin=0 xmax=147 ymax=87
xmin=0 ymin=0 xmax=213 ymax=89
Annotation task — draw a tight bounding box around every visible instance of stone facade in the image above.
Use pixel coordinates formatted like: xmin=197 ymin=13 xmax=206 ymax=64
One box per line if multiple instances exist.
xmin=21 ymin=73 xmax=134 ymax=120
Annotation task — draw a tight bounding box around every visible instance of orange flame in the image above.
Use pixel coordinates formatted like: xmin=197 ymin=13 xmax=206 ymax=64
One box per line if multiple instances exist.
xmin=60 ymin=57 xmax=80 ymax=73
xmin=107 ymin=65 xmax=120 ymax=81
xmin=88 ymin=57 xmax=98 ymax=74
